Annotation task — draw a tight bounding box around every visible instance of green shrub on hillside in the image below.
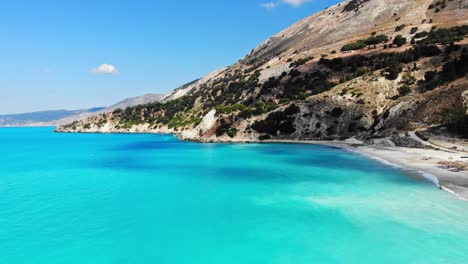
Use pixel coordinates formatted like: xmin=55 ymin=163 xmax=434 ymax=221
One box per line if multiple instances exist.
xmin=414 ymin=31 xmax=429 ymax=39
xmin=215 ymin=103 xmax=248 ymax=114
xmin=365 ymin=35 xmax=389 ymax=45
xmin=424 ymin=71 xmax=437 ymax=82
xmin=290 ymin=57 xmax=313 ymax=68
xmin=342 ymin=0 xmax=370 ymax=12
xmin=289 ymin=69 xmax=301 ymax=78
xmin=398 ymin=85 xmax=412 ymax=96
xmin=216 ymin=122 xmax=233 ymax=137
xmin=419 ymin=26 xmax=468 ymax=45
xmin=444 ymin=99 xmax=468 ymax=136
xmin=284 ymin=104 xmax=300 ymax=116
xmin=251 ymin=110 xmax=296 ymax=136
xmin=341 ymin=35 xmax=388 ymax=51
xmin=167 ymin=114 xmax=201 ymax=129
xmin=395 ymin=24 xmax=406 ymax=32
xmin=386 ymin=59 xmax=402 ymax=80
xmin=440 ymin=52 xmax=468 ymax=82
xmin=341 ymin=40 xmax=366 ymax=51
xmin=393 ymin=35 xmax=407 ymax=47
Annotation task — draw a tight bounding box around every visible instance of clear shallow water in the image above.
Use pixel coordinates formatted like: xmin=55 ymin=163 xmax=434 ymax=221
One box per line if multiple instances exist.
xmin=1 ymin=127 xmax=468 ymax=264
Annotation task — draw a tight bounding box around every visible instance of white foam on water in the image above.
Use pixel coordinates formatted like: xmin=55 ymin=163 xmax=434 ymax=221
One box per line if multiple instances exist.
xmin=440 ymin=186 xmax=468 ymax=201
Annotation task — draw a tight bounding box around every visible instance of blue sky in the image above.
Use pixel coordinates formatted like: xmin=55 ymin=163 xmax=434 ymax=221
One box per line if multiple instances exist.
xmin=0 ymin=0 xmax=341 ymax=114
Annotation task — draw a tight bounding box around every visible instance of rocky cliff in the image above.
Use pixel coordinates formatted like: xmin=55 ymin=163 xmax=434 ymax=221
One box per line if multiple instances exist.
xmin=57 ymin=0 xmax=468 ymax=142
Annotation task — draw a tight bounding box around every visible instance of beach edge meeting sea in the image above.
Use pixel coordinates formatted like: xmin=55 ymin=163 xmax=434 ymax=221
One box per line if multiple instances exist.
xmin=56 ymin=0 xmax=468 ymax=200
xmin=55 ymin=127 xmax=468 ymax=201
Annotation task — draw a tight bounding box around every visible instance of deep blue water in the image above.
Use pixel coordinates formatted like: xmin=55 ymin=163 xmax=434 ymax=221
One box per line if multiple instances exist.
xmin=1 ymin=127 xmax=468 ymax=263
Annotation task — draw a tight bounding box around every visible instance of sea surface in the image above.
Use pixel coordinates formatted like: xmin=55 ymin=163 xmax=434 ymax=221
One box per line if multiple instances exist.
xmin=1 ymin=127 xmax=468 ymax=264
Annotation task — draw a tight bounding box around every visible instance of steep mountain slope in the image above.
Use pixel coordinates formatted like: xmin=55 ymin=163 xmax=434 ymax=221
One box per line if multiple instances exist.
xmin=2 ymin=94 xmax=164 ymax=127
xmin=104 ymin=94 xmax=165 ymax=112
xmin=57 ymin=0 xmax=468 ymax=143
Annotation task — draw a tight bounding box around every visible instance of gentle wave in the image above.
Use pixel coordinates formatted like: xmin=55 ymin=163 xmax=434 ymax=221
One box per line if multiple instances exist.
xmin=341 ymin=146 xmax=440 ymax=186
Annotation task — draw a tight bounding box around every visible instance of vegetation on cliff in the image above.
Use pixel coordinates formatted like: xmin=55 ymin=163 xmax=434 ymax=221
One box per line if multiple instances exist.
xmin=59 ymin=0 xmax=468 ymax=141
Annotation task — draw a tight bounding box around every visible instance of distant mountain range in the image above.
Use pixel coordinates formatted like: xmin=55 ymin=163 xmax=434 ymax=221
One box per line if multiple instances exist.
xmin=0 ymin=94 xmax=164 ymax=127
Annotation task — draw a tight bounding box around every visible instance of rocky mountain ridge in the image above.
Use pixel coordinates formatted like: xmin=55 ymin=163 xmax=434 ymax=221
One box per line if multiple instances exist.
xmin=57 ymin=0 xmax=468 ymax=143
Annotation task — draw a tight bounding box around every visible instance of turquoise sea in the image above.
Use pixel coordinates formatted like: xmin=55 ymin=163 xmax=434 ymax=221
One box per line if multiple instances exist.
xmin=1 ymin=127 xmax=468 ymax=263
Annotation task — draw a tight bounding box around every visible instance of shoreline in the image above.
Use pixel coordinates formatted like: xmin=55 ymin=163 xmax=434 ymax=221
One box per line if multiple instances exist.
xmin=55 ymin=129 xmax=468 ymax=201
xmin=350 ymin=145 xmax=468 ymax=201
xmin=264 ymin=139 xmax=468 ymax=201
xmin=190 ymin=138 xmax=468 ymax=201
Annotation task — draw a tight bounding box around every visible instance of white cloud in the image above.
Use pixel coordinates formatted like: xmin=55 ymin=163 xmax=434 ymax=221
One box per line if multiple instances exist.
xmin=282 ymin=0 xmax=311 ymax=7
xmin=261 ymin=2 xmax=278 ymax=9
xmin=261 ymin=0 xmax=311 ymax=9
xmin=92 ymin=64 xmax=119 ymax=75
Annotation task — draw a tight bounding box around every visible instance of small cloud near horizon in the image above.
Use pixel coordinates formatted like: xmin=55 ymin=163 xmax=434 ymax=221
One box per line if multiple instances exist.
xmin=92 ymin=64 xmax=119 ymax=75
xmin=261 ymin=2 xmax=278 ymax=9
xmin=261 ymin=0 xmax=311 ymax=9
xmin=283 ymin=0 xmax=311 ymax=7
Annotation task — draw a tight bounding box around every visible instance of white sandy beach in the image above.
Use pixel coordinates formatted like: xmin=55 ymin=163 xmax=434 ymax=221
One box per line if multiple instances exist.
xmin=253 ymin=139 xmax=468 ymax=201
xmin=353 ymin=145 xmax=468 ymax=200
